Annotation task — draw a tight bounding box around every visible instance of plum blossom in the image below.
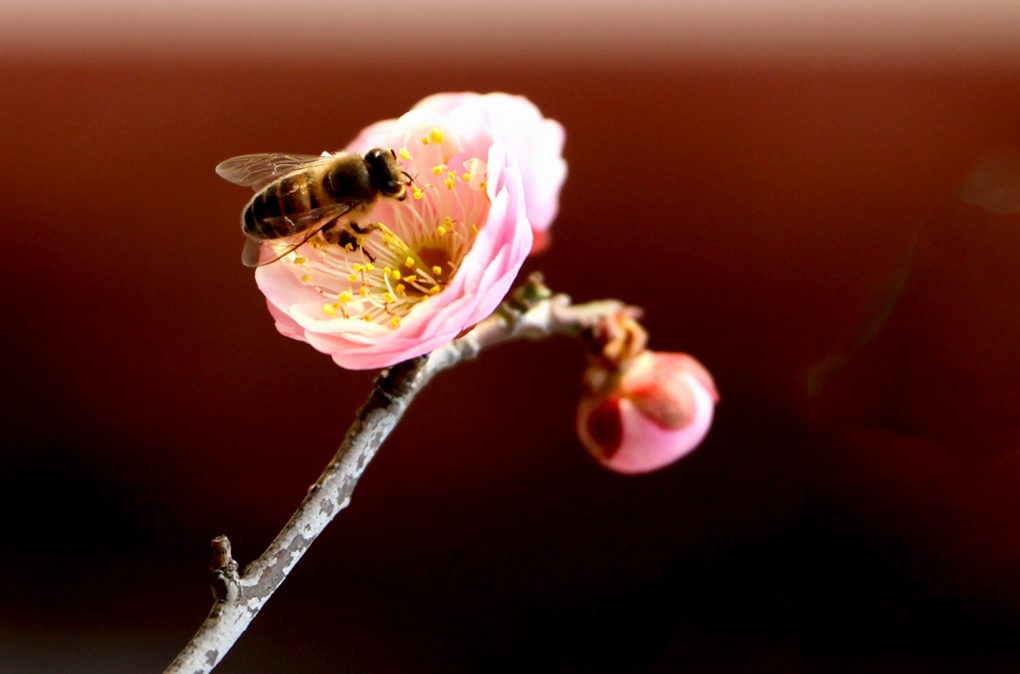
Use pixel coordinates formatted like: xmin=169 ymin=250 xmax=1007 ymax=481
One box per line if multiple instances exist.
xmin=576 ymin=314 xmax=718 ymax=474
xmin=255 ymin=94 xmax=565 ymax=370
xmin=351 ymin=92 xmax=567 ymax=254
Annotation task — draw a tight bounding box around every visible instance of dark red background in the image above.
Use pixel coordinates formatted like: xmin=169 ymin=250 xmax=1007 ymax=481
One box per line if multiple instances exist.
xmin=2 ymin=59 xmax=1020 ymax=671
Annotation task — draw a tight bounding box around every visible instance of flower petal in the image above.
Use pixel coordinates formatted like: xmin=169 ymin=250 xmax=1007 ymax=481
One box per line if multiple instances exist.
xmin=252 ymin=96 xmax=550 ymax=371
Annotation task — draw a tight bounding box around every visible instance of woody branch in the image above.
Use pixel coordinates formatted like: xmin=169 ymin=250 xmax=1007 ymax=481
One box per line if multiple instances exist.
xmin=164 ymin=274 xmax=628 ymax=674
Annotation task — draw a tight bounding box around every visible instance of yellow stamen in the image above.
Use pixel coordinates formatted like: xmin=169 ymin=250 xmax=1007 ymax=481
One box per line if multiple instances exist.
xmin=359 ymin=286 xmax=368 ymax=297
xmin=432 ymin=266 xmax=442 ymax=276
xmin=383 ymin=292 xmax=395 ymax=303
xmin=430 ymin=127 xmax=445 ymax=143
xmin=351 ymin=263 xmax=362 ymax=272
xmin=391 ymin=269 xmax=402 ymax=280
xmin=437 ymin=225 xmax=447 ymax=236
xmin=471 ymin=224 xmax=479 ymax=235
xmin=337 ymin=291 xmax=352 ymax=304
xmin=462 ymin=173 xmax=471 ymax=182
xmin=404 ymin=256 xmax=415 ymax=268
xmin=403 ymin=274 xmax=417 ymax=283
xmin=364 ymin=262 xmax=375 ymax=272
xmin=432 ymin=165 xmax=444 ymax=175
xmin=445 ymin=178 xmax=455 ymax=190
xmin=422 ymin=136 xmax=430 ymax=145
xmin=348 ymin=273 xmax=358 ymax=282
xmin=429 ymin=286 xmax=441 ymax=295
xmin=398 ymin=147 xmax=411 ymax=159
xmin=413 ymin=188 xmax=423 ymax=200
xmin=322 ymin=304 xmax=337 ymax=317
xmin=294 ymin=256 xmax=307 ymax=265
xmin=479 ymin=181 xmax=487 ymax=190
xmin=390 ymin=316 xmax=401 ymax=329
xmin=396 ymin=283 xmax=406 ymax=295
xmin=300 ymin=275 xmax=312 ymax=283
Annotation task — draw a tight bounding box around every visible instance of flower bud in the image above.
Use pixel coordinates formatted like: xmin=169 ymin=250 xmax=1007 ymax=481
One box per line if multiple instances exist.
xmin=577 ymin=351 xmax=719 ymax=474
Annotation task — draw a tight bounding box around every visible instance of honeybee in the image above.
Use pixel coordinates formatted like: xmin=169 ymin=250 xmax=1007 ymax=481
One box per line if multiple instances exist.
xmin=216 ymin=148 xmax=412 ymax=266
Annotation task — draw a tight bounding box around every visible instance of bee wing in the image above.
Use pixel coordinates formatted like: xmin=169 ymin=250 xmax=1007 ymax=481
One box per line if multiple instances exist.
xmin=241 ymin=202 xmax=358 ymax=267
xmin=216 ymin=152 xmax=333 ymax=192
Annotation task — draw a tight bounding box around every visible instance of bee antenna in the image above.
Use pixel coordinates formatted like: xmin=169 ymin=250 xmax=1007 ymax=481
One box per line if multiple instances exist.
xmin=403 ymin=171 xmax=417 ymax=185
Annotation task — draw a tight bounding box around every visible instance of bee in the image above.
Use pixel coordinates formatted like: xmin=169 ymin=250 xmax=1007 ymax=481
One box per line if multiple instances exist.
xmin=216 ymin=148 xmax=411 ymax=266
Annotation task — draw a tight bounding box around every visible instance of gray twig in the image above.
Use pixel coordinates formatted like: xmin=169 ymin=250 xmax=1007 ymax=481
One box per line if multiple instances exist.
xmin=164 ymin=276 xmax=627 ymax=674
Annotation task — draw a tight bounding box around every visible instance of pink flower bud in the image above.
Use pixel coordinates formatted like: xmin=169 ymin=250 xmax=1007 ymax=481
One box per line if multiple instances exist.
xmin=577 ymin=352 xmax=719 ymax=474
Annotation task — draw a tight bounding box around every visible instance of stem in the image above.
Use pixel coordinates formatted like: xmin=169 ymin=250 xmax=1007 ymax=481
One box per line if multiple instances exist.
xmin=164 ymin=277 xmax=626 ymax=674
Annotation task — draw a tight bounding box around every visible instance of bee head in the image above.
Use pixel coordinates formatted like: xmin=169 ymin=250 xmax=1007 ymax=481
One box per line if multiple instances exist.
xmin=365 ymin=147 xmax=409 ymax=199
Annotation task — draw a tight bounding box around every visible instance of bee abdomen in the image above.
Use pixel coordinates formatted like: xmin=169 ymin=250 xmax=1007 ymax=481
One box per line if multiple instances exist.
xmin=244 ymin=173 xmax=324 ymax=239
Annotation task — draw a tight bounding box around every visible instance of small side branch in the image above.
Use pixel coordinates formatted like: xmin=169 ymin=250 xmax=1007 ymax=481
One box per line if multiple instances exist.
xmin=164 ymin=276 xmax=628 ymax=674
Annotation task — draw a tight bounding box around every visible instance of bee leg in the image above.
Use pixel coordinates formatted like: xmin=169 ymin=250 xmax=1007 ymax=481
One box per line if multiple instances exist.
xmin=319 ymin=219 xmax=342 ymax=245
xmin=335 ymin=229 xmax=376 ymax=263
xmin=350 ymin=221 xmax=380 ymax=235
xmin=336 ymin=229 xmax=357 ymax=249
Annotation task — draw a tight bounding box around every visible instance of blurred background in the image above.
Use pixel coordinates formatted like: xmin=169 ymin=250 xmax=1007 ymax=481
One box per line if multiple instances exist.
xmin=3 ymin=1 xmax=1020 ymax=671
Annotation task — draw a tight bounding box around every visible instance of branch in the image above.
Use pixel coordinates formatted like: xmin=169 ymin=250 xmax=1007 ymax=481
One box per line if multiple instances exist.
xmin=164 ymin=276 xmax=627 ymax=674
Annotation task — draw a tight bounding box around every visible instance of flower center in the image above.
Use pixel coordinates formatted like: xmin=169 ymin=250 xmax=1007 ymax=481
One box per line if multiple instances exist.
xmin=274 ymin=134 xmax=489 ymax=329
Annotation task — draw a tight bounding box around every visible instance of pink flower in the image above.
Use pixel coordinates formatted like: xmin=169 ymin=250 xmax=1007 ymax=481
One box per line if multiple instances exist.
xmin=355 ymin=92 xmax=567 ymax=254
xmin=577 ymin=352 xmax=719 ymax=474
xmin=255 ymin=95 xmax=564 ymax=370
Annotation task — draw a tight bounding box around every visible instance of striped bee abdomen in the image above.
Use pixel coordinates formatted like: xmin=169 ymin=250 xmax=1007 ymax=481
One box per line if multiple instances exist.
xmin=244 ymin=172 xmax=323 ymax=239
